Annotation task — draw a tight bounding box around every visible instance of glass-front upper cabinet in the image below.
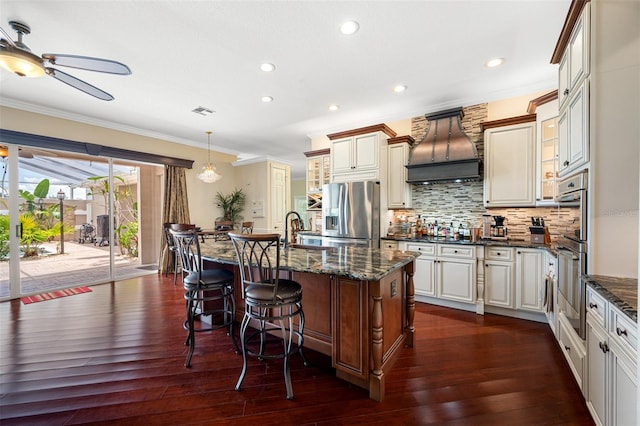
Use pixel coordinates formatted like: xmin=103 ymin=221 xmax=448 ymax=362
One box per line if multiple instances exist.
xmin=304 ymin=149 xmax=330 ymax=210
xmin=539 ymin=116 xmax=559 ymax=203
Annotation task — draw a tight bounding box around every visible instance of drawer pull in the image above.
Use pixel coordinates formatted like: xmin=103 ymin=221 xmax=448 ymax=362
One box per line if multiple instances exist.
xmin=497 ymin=252 xmax=501 ymax=256
xmin=589 ymin=302 xmax=598 ymax=309
xmin=616 ymin=327 xmax=628 ymax=337
xmin=454 ymin=250 xmax=458 ymax=253
xmin=599 ymin=341 xmax=610 ymax=353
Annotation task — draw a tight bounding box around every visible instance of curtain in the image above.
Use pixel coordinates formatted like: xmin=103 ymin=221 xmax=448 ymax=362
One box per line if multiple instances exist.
xmin=159 ymin=165 xmax=191 ymax=275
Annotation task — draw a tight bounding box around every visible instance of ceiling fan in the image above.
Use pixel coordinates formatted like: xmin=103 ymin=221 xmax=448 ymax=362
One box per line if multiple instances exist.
xmin=0 ymin=20 xmax=131 ymax=101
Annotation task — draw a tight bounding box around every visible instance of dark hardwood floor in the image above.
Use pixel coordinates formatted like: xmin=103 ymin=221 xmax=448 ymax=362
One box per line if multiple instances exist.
xmin=0 ymin=274 xmax=594 ymax=425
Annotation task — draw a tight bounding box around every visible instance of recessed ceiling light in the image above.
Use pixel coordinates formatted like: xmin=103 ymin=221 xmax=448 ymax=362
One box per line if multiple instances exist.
xmin=260 ymin=62 xmax=275 ymax=72
xmin=485 ymin=58 xmax=505 ymax=68
xmin=393 ymin=85 xmax=407 ymax=93
xmin=261 ymin=96 xmax=274 ymax=103
xmin=340 ymin=20 xmax=359 ymax=35
xmin=329 ymin=104 xmax=339 ymax=111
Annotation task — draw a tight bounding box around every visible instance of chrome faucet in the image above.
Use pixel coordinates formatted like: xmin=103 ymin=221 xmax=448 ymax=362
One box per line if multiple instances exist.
xmin=283 ymin=210 xmax=302 ymax=248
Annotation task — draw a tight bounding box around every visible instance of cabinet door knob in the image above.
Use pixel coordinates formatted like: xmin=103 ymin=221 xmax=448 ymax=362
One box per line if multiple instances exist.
xmin=563 ymin=160 xmax=570 ymax=166
xmin=564 ymin=88 xmax=569 ymax=95
xmin=564 ymin=345 xmax=571 ymax=352
xmin=616 ymin=327 xmax=628 ymax=337
xmin=454 ymin=250 xmax=458 ymax=253
xmin=599 ymin=341 xmax=610 ymax=353
xmin=589 ymin=302 xmax=598 ymax=309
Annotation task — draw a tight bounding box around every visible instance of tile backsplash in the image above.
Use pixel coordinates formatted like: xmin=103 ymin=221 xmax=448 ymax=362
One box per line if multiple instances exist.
xmin=392 ymin=201 xmax=579 ymax=243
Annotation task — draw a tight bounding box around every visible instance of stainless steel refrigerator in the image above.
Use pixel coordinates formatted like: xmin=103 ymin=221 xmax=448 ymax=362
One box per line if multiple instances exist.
xmin=321 ymin=180 xmax=380 ymax=248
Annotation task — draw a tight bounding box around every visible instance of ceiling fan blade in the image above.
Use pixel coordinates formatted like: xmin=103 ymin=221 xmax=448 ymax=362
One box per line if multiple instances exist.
xmin=45 ymin=67 xmax=114 ymax=101
xmin=42 ymin=53 xmax=131 ymax=75
xmin=0 ymin=25 xmax=17 ymax=48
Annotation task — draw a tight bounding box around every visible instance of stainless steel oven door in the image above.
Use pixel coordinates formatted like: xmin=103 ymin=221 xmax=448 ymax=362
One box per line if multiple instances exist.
xmin=557 ymin=247 xmax=586 ymax=339
xmin=556 ymin=170 xmax=588 ymax=241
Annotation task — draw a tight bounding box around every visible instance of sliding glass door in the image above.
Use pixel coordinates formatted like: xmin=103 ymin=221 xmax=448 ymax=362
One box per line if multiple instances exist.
xmin=0 ymin=143 xmax=161 ymax=300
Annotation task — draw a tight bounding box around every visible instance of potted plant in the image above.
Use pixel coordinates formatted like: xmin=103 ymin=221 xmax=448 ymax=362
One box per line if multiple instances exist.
xmin=215 ymin=188 xmax=246 ymax=229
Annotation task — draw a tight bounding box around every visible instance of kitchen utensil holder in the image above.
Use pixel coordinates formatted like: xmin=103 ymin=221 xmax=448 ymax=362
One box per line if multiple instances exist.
xmin=530 ymin=226 xmax=551 ymax=244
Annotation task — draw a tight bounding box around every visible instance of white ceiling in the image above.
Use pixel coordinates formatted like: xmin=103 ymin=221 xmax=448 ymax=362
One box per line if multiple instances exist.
xmin=0 ymin=0 xmax=570 ymax=179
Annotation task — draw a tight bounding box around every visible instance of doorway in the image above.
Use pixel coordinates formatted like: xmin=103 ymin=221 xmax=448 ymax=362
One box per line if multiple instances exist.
xmin=0 ymin=144 xmax=162 ymax=300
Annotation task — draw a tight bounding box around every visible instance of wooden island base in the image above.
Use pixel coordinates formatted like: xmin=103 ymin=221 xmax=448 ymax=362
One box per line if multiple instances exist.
xmin=200 ymin=242 xmax=417 ymax=401
xmin=217 ymin=261 xmax=415 ymax=401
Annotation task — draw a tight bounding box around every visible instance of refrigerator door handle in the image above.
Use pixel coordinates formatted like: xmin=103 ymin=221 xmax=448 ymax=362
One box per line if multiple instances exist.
xmin=338 ymin=184 xmax=346 ymax=235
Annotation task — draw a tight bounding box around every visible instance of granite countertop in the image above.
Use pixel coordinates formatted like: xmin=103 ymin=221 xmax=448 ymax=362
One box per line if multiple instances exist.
xmin=198 ymin=240 xmax=420 ymax=282
xmin=584 ymin=275 xmax=638 ymax=322
xmin=382 ymin=235 xmax=557 ymax=255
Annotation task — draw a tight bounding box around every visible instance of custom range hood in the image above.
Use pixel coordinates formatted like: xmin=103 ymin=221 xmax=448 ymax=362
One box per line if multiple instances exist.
xmin=406 ymin=107 xmax=480 ymax=184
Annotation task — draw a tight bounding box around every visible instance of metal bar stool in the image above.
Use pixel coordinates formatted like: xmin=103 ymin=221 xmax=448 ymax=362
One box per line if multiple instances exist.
xmin=228 ymin=232 xmax=308 ymax=399
xmin=163 ymin=223 xmax=180 ymax=285
xmin=241 ymin=221 xmax=254 ymax=234
xmin=170 ymin=225 xmax=239 ymax=367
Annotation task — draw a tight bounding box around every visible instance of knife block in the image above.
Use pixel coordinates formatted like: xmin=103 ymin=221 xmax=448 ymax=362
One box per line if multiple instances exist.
xmin=530 ymin=226 xmax=550 ymax=244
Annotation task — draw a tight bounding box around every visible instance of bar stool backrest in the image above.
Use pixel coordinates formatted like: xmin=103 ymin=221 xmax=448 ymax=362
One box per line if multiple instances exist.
xmin=228 ymin=232 xmax=281 ymax=304
xmin=169 ymin=226 xmax=202 ymax=283
xmin=241 ymin=221 xmax=254 ymax=234
xmin=163 ymin=223 xmax=176 ymax=248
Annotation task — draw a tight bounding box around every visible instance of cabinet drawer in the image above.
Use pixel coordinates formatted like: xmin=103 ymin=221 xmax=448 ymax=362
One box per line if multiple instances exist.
xmin=586 ymin=286 xmax=607 ymax=327
xmin=405 ymin=243 xmax=435 ymax=256
xmin=381 ymin=241 xmax=398 ymax=250
xmin=610 ymin=307 xmax=637 ymax=358
xmin=438 ymin=244 xmax=476 ymax=260
xmin=485 ymin=247 xmax=514 ymax=261
xmin=558 ymin=315 xmax=585 ymax=389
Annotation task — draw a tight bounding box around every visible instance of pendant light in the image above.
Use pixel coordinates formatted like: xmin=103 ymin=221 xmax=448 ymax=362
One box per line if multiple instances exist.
xmin=197 ymin=131 xmax=222 ymax=183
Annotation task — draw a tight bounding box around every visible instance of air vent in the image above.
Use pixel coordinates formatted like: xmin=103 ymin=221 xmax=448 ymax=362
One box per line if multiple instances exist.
xmin=191 ymin=106 xmax=215 ymax=116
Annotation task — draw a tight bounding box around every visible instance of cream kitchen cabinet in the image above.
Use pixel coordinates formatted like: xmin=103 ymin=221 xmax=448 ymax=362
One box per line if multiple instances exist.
xmin=304 ymin=149 xmax=330 ymax=210
xmin=484 ymin=247 xmax=515 ymax=308
xmin=402 ymin=242 xmax=476 ymax=304
xmin=558 ymin=311 xmax=586 ymax=390
xmin=515 ymin=248 xmax=544 ymax=313
xmin=387 ymin=136 xmax=413 ymax=209
xmin=586 ymin=313 xmax=608 ymax=426
xmin=557 ymin=2 xmax=590 ymax=109
xmin=555 ymin=2 xmax=590 ymax=178
xmin=437 ymin=244 xmax=476 ymax=304
xmin=558 ymin=80 xmax=589 ymax=177
xmin=482 ymin=117 xmax=536 ymax=207
xmin=327 ymin=124 xmax=396 ymax=183
xmin=530 ymin=94 xmax=559 ymax=205
xmin=405 ymin=243 xmax=436 ymax=297
xmin=585 ymin=285 xmax=637 ymax=426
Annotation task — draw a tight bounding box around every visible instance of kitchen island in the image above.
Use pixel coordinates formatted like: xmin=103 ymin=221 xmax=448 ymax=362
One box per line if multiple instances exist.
xmin=198 ymin=241 xmax=419 ymax=401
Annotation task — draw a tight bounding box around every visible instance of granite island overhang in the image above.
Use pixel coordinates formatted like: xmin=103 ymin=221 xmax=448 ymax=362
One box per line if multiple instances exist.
xmin=198 ymin=241 xmax=420 ymax=401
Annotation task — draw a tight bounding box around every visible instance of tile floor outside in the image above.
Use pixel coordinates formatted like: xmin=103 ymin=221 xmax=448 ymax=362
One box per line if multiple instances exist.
xmin=0 ymin=240 xmax=158 ymax=298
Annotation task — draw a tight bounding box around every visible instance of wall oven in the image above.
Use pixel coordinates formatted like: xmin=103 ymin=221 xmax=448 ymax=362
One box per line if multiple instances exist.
xmin=555 ymin=169 xmax=588 ymax=339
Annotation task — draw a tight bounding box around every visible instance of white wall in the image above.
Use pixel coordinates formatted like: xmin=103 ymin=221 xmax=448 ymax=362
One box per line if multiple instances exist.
xmin=589 ymin=0 xmax=640 ymax=278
